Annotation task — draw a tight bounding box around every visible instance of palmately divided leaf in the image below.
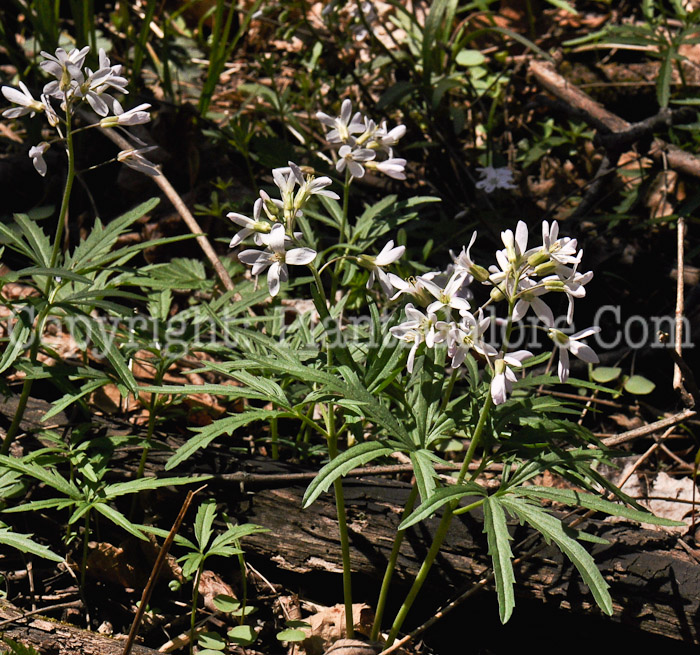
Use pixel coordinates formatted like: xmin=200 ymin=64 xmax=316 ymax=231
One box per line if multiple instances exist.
xmin=483 ymin=496 xmax=515 ymax=623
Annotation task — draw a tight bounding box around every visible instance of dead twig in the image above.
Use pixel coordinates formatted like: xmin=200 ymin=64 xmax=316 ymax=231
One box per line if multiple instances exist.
xmin=600 ymin=408 xmax=697 ymax=448
xmin=121 ymin=486 xmax=205 ymax=655
xmin=95 ymin=126 xmax=235 ymax=294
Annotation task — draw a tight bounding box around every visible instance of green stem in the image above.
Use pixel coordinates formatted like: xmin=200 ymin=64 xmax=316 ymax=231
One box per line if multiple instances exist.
xmin=136 ymin=393 xmax=158 ymax=479
xmin=326 ymin=405 xmax=354 ymax=639
xmin=48 ymin=96 xmax=75 ymax=272
xmin=80 ymin=509 xmax=91 ymax=591
xmin=332 ymin=169 xmax=352 ymax=299
xmin=370 ymin=484 xmax=419 ymax=641
xmin=270 ymin=416 xmax=279 ymax=460
xmin=1 ymin=99 xmax=76 ymax=455
xmin=190 ymin=563 xmax=205 ymax=655
xmin=384 ymin=393 xmax=494 ymax=646
xmin=338 ymin=168 xmax=351 ymax=246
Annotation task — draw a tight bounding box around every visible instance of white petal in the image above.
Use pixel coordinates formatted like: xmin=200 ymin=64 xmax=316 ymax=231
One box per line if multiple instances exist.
xmin=571 ymin=326 xmax=600 ymax=340
xmin=531 ymin=297 xmax=554 ymax=327
xmin=558 ymin=348 xmax=570 ymax=383
xmin=491 ymin=373 xmax=507 ymax=405
xmin=286 ymin=247 xmax=316 ymax=265
xmin=569 ymin=341 xmax=598 ymax=364
xmin=267 ymin=262 xmax=282 ymax=296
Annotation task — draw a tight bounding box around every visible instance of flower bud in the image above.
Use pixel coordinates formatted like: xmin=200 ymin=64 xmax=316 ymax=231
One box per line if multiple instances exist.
xmin=534 ymin=261 xmax=558 ymax=276
xmin=490 ymin=285 xmax=505 ymax=302
xmin=470 ymin=264 xmax=490 ymax=283
xmin=544 ymin=279 xmax=566 ymax=291
xmin=527 ymin=250 xmax=550 ymax=268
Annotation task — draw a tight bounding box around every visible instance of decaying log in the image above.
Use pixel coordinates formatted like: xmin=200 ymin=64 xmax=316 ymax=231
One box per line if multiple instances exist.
xmin=233 ymin=472 xmax=700 ymax=645
xmin=0 ymin=599 xmax=160 ymax=655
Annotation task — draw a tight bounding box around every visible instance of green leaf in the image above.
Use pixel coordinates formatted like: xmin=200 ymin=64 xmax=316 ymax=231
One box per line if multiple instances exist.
xmin=0 ymin=307 xmax=32 ymax=375
xmin=501 ymin=495 xmax=613 ymax=615
xmin=0 ymin=526 xmax=63 ymax=562
xmin=399 ymin=484 xmax=485 ymax=530
xmin=227 ymin=625 xmax=257 ymax=646
xmin=519 ymin=486 xmax=683 ymax=526
xmin=13 ymin=213 xmax=51 ymax=267
xmin=212 ymin=594 xmax=240 ymax=613
xmin=198 ymin=632 xmax=226 ymax=650
xmin=166 ymin=409 xmax=280 ymax=470
xmin=657 ymin=51 xmax=672 ymax=108
xmin=93 ymin=503 xmax=147 ymax=540
xmin=545 ymin=0 xmax=577 ymax=14
xmin=590 ymin=367 xmax=622 ymax=383
xmin=623 ymin=375 xmax=655 ymax=395
xmin=0 ymin=456 xmax=79 ymax=498
xmin=42 ymin=379 xmax=106 ymax=422
xmin=410 ymin=449 xmax=440 ymax=502
xmin=105 ymin=475 xmax=206 ymax=498
xmin=483 ymin=497 xmax=515 ymax=623
xmin=194 ymin=499 xmax=217 ymax=551
xmin=302 ymin=442 xmax=393 ymax=508
xmin=455 ymin=49 xmax=486 ymax=66
xmin=276 ymin=628 xmax=307 ymax=642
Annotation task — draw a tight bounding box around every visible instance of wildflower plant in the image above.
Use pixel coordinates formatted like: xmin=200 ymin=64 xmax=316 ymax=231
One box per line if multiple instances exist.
xmin=0 ymin=45 xmax=170 ymax=457
xmin=144 ymin=97 xmax=683 ymax=648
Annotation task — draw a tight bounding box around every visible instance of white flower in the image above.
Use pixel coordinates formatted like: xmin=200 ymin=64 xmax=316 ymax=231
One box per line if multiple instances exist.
xmin=227 ymin=198 xmax=272 ymax=248
xmin=501 ymin=220 xmax=529 ymax=267
xmin=543 ymin=267 xmax=593 ymax=324
xmin=526 ymin=220 xmax=580 ymax=272
xmin=421 ymin=271 xmax=471 ymax=315
xmin=2 ymin=82 xmax=46 ymax=118
xmin=292 ymin=164 xmax=339 ymax=209
xmin=29 ymin=142 xmax=50 ymax=177
xmin=387 ymin=274 xmax=432 ymax=304
xmin=40 ymin=47 xmax=90 ymax=96
xmin=491 ymin=349 xmax=532 ymax=405
xmin=101 ymin=103 xmax=151 ymax=127
xmin=373 ymin=121 xmax=406 ymax=152
xmin=336 ymin=144 xmax=375 ymax=178
xmin=367 ymin=157 xmax=407 ymax=180
xmin=317 ymin=99 xmax=365 ymax=144
xmin=389 ymin=303 xmax=449 ymax=373
xmin=117 ymin=146 xmax=160 ymax=177
xmin=238 ymin=224 xmax=316 ymax=297
xmin=475 ymin=166 xmax=517 ymax=193
xmin=447 ymin=310 xmax=496 ymax=369
xmin=451 ymin=231 xmax=490 ymax=283
xmin=360 ymin=240 xmax=405 ymax=295
xmin=512 ymin=277 xmax=554 ymax=326
xmin=548 ymin=327 xmax=599 ymax=383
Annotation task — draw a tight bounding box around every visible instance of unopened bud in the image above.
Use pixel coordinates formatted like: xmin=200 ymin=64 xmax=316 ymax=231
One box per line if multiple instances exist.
xmin=490 ymin=286 xmax=505 ymax=302
xmin=544 ymin=279 xmax=565 ymax=291
xmin=527 ymin=250 xmax=550 ymax=268
xmin=470 ymin=264 xmax=490 ymax=283
xmin=534 ymin=261 xmax=558 ymax=276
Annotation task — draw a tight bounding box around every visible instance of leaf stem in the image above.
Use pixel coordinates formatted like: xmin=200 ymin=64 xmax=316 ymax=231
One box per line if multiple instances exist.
xmin=370 ymin=484 xmax=419 ymax=641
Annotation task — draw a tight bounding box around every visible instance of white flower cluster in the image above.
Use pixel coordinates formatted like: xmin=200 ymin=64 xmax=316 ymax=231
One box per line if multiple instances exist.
xmin=1 ymin=46 xmax=153 ymax=177
xmin=230 ymin=162 xmax=338 ymax=296
xmin=388 ymin=220 xmax=599 ymax=405
xmin=475 ymin=165 xmax=517 ymax=193
xmin=317 ymin=99 xmax=407 ymax=180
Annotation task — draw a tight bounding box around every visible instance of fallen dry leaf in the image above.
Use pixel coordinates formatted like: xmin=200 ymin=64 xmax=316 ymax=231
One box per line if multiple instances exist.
xmin=301 ymin=603 xmax=374 ymax=655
